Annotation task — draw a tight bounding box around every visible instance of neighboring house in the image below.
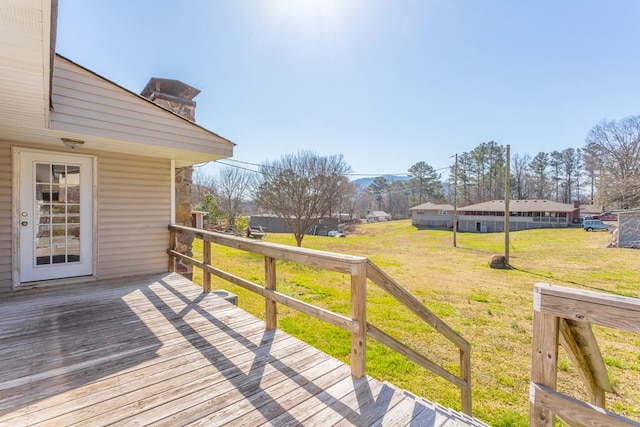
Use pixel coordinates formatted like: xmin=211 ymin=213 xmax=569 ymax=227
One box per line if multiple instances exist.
xmin=366 ymin=211 xmax=391 ymax=222
xmin=410 ymin=202 xmax=455 ymax=228
xmin=457 ymin=200 xmax=580 ymax=232
xmin=578 ymin=203 xmax=605 ymax=218
xmin=617 ymin=209 xmax=640 ymax=248
xmin=0 ymin=0 xmax=234 ymax=291
xmin=249 ymin=215 xmax=340 ymax=236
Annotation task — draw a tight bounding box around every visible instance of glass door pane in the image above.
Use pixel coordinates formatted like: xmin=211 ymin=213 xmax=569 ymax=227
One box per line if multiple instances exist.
xmin=34 ymin=163 xmax=82 ymax=266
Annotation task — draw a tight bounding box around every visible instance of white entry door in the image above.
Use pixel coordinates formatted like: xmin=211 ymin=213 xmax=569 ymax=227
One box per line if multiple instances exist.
xmin=19 ymin=151 xmax=94 ymax=282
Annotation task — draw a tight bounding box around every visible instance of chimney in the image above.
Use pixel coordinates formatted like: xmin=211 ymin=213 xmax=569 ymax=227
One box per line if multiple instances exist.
xmin=573 ymin=200 xmax=580 ymax=209
xmin=140 ymin=77 xmax=202 ymax=280
xmin=140 ymin=77 xmax=200 ymax=122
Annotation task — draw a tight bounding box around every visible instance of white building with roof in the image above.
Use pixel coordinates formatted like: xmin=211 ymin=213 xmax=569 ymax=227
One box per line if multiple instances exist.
xmin=365 ymin=211 xmax=391 ymax=222
xmin=457 ymin=200 xmax=580 ymax=232
xmin=410 ymin=202 xmax=455 ymax=228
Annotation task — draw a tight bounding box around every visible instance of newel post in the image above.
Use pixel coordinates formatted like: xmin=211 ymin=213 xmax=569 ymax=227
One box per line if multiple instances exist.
xmin=265 ymin=256 xmax=277 ymax=330
xmin=351 ymin=261 xmax=367 ymax=378
xmin=460 ymin=345 xmax=472 ymax=415
xmin=530 ymin=293 xmax=559 ymax=426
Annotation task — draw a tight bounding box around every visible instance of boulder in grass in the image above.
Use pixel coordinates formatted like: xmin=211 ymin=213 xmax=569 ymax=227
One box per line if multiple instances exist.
xmin=489 ymin=254 xmax=509 ymax=269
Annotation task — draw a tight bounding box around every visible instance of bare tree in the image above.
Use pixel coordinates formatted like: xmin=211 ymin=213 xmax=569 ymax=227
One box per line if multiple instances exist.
xmin=511 ymin=152 xmax=531 ymax=199
xmin=332 ymin=178 xmax=358 ymax=219
xmin=254 ymin=151 xmax=351 ymax=247
xmin=353 ymin=185 xmax=372 ymax=218
xmin=585 ymin=115 xmax=640 ymax=209
xmin=192 ymin=169 xmax=219 ymax=227
xmin=193 ymin=169 xmax=216 ymax=204
xmin=217 ymin=167 xmax=252 ymax=230
xmin=582 ymin=142 xmax=604 ymax=203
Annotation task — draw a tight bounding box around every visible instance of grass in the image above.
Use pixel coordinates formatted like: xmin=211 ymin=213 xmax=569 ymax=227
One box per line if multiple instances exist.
xmin=190 ymin=220 xmax=640 ymax=426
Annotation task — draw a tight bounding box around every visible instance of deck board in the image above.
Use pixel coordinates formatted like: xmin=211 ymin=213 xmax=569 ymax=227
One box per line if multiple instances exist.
xmin=0 ymin=272 xmax=488 ymax=426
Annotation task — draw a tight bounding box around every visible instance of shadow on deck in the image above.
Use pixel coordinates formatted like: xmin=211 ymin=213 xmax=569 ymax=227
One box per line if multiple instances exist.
xmin=0 ymin=273 xmax=487 ymax=426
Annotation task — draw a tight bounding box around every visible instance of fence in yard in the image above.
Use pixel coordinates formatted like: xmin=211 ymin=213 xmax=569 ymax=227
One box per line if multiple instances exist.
xmin=530 ymin=283 xmax=640 ymax=426
xmin=168 ymin=224 xmax=472 ymax=415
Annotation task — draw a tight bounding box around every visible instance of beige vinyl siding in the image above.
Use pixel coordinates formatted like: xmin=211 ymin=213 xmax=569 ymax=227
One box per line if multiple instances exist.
xmin=0 ymin=144 xmax=12 ymax=290
xmin=97 ymin=153 xmax=171 ymax=279
xmin=50 ymin=57 xmax=232 ymax=157
xmin=0 ymin=143 xmax=172 ymax=290
xmin=0 ymin=1 xmax=50 ymax=143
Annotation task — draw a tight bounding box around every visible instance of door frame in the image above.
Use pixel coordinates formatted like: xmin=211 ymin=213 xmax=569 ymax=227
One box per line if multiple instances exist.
xmin=12 ymin=147 xmax=98 ymax=289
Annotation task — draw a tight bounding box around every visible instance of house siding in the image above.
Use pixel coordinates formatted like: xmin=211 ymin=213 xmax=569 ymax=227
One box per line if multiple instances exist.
xmin=412 ymin=212 xmax=453 ymax=228
xmin=50 ymin=57 xmax=231 ymax=157
xmin=0 ymin=142 xmax=171 ymax=291
xmin=0 ymin=144 xmax=12 ymax=290
xmin=97 ymin=153 xmax=171 ymax=279
xmin=458 ymin=216 xmax=569 ymax=232
xmin=456 ymin=200 xmax=577 ymax=232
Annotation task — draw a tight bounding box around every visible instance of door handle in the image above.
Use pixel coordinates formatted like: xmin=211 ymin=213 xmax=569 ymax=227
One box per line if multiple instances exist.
xmin=21 ymin=221 xmax=28 ymax=227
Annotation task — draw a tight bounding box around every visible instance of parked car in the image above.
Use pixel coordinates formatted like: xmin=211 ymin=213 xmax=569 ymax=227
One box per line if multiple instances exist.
xmin=599 ymin=212 xmax=618 ymax=221
xmin=583 ymin=219 xmax=610 ymax=232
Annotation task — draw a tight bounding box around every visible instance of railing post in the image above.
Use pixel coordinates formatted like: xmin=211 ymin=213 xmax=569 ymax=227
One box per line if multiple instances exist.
xmin=203 ymin=240 xmax=211 ymax=293
xmin=460 ymin=345 xmax=472 ymax=415
xmin=168 ymin=228 xmax=176 ymax=272
xmin=530 ymin=309 xmax=559 ymax=426
xmin=351 ymin=261 xmax=367 ymax=378
xmin=265 ymin=256 xmax=277 ymax=330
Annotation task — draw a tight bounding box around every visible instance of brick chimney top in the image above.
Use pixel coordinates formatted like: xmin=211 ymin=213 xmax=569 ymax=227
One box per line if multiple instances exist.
xmin=140 ymin=77 xmax=200 ymax=122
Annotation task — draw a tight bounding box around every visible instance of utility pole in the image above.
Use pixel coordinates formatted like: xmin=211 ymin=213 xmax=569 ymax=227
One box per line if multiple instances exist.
xmin=453 ymin=153 xmax=458 ymax=248
xmin=504 ymin=145 xmax=511 ymax=265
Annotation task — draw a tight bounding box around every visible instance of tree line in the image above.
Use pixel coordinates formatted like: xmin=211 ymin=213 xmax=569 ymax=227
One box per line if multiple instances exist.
xmin=193 ymin=114 xmax=640 ymax=246
xmin=367 ymin=115 xmax=639 ymax=214
xmin=451 ymin=115 xmax=640 ymax=209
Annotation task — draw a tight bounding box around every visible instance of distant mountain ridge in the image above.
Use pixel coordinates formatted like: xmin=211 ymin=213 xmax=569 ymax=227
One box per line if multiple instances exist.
xmin=352 ymin=175 xmax=409 ymax=188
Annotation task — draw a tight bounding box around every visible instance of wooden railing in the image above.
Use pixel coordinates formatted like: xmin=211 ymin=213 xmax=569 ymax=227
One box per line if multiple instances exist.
xmin=530 ymin=283 xmax=640 ymax=426
xmin=168 ymin=224 xmax=472 ymax=415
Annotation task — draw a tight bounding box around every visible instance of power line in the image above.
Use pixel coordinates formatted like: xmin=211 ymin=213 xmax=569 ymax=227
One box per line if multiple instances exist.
xmin=198 ymin=157 xmax=453 ymax=178
xmin=214 ymin=161 xmax=262 ymax=174
xmin=218 ymin=158 xmax=410 ymax=176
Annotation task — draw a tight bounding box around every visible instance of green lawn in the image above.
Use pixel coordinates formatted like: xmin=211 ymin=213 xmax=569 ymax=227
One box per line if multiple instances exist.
xmin=191 ymin=220 xmax=640 ymax=426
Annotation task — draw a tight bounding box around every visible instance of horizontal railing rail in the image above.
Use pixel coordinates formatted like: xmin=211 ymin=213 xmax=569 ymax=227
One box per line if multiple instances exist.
xmin=168 ymin=224 xmax=472 ymax=415
xmin=530 ymin=283 xmax=640 ymax=426
xmin=366 ymin=261 xmax=471 ymax=412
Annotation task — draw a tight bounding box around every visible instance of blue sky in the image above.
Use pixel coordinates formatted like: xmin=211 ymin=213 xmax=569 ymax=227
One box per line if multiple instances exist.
xmin=57 ymin=0 xmax=640 ymax=179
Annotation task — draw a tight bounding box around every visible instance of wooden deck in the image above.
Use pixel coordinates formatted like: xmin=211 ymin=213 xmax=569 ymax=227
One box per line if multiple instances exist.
xmin=0 ymin=273 xmax=488 ymax=426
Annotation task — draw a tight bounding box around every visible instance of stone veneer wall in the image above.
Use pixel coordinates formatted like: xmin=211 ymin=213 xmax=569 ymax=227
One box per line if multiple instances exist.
xmin=175 ymin=166 xmax=194 ymax=279
xmin=618 ymin=211 xmax=640 ymax=248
